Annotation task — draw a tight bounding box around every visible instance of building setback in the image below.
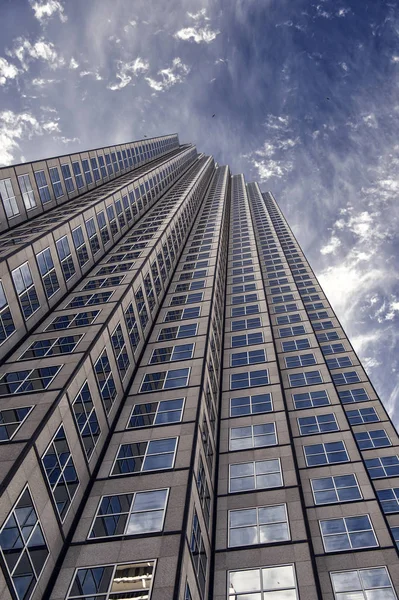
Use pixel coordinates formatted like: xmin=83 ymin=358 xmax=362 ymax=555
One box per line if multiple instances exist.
xmin=0 ymin=134 xmax=398 ymax=600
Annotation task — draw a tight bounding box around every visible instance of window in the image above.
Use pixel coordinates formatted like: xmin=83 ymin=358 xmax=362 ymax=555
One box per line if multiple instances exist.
xmin=228 ymin=564 xmax=298 ymax=600
xmin=229 ymin=423 xmax=277 ymax=450
xmin=376 ymin=488 xmax=399 ymax=514
xmin=129 ymin=398 xmax=184 ymax=427
xmin=82 ymin=159 xmax=93 ymax=184
xmin=230 ymin=393 xmax=272 ymax=417
xmin=327 ymin=357 xmax=353 ymax=369
xmin=232 ymin=304 xmax=259 ymax=317
xmin=229 ymin=459 xmax=283 ymax=493
xmin=89 ymin=489 xmax=168 ymax=538
xmin=190 ymin=510 xmax=207 ymax=598
xmin=170 ymin=293 xmax=203 ymax=305
xmin=196 ymin=456 xmax=211 ymax=526
xmin=332 ymin=371 xmax=360 ymax=385
xmin=46 ymin=310 xmax=99 ymax=331
xmin=0 ymin=406 xmax=33 ymax=441
xmin=311 ymin=474 xmax=362 ymax=505
xmin=304 ymin=441 xmax=349 ymax=466
xmin=140 ymin=368 xmax=190 ymax=392
xmin=112 ymin=437 xmax=177 ymax=474
xmin=150 ymin=343 xmax=194 ymax=363
xmin=298 ymin=413 xmax=339 ymax=435
xmin=289 ymin=370 xmax=322 ymax=387
xmin=94 ymin=349 xmax=117 ymax=414
xmin=72 ymin=226 xmax=89 ymax=267
xmin=231 ymin=349 xmax=266 ymax=367
xmin=36 ymin=248 xmax=60 ymax=298
xmin=0 ymin=365 xmax=61 ymax=396
xmin=0 ymin=177 xmax=19 ymax=218
xmin=135 ymin=287 xmax=149 ymax=328
xmin=285 ymin=353 xmax=316 ymax=368
xmin=0 ymin=281 xmax=15 ymax=344
xmin=322 ymin=343 xmax=346 ymax=355
xmin=34 ymin=170 xmax=51 ymax=203
xmin=72 ymin=161 xmax=84 ymax=188
xmin=111 ymin=324 xmax=130 ymax=380
xmin=229 ymin=504 xmax=289 ymax=547
xmin=276 ymin=314 xmax=301 ymax=325
xmin=317 ymin=331 xmax=339 ymax=342
xmin=164 ymin=307 xmax=200 ymax=322
xmin=0 ymin=487 xmax=49 ymax=600
xmin=12 ymin=262 xmax=40 ymax=319
xmin=231 ymin=317 xmax=261 ymax=331
xmin=66 ymin=291 xmax=112 ymax=308
xmin=231 ymin=332 xmax=263 ymax=347
xmin=49 ymin=166 xmax=63 ymax=198
xmin=19 ymin=335 xmax=82 ymax=359
xmin=67 ymin=562 xmax=155 ymax=600
xmin=90 ymin=157 xmax=100 ymax=181
xmin=18 ymin=174 xmax=36 ymax=209
xmin=124 ymin=303 xmax=140 ymax=351
xmin=365 ymin=456 xmax=399 ymax=479
xmin=279 ymin=325 xmax=306 ymax=337
xmin=282 ymin=339 xmax=310 ymax=352
xmin=72 ymin=382 xmax=100 ymax=460
xmin=85 ymin=218 xmax=100 ymax=255
xmin=158 ymin=323 xmax=197 ymax=341
xmin=330 ymin=567 xmax=396 ymax=600
xmin=293 ymin=390 xmax=330 ymax=409
xmin=42 ymin=425 xmax=79 ymax=520
xmin=346 ymin=407 xmax=379 ymax=425
xmin=61 ymin=164 xmax=74 ymax=192
xmin=320 ymin=515 xmax=378 ymax=552
xmin=230 ymin=369 xmax=269 ymax=389
xmin=56 ymin=235 xmax=75 ymax=281
xmin=338 ymin=388 xmax=369 ymax=404
xmin=355 ymin=429 xmax=391 ymax=450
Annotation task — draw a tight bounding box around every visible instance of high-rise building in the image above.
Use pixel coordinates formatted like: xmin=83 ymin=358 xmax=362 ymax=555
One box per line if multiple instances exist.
xmin=0 ymin=134 xmax=398 ymax=600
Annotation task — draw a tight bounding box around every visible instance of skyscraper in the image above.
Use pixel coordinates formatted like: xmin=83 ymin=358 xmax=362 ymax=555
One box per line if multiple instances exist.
xmin=0 ymin=134 xmax=398 ymax=600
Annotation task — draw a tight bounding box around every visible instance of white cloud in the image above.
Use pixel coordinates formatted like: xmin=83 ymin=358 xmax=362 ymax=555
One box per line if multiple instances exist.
xmin=69 ymin=57 xmax=79 ymax=69
xmin=337 ymin=8 xmax=351 ymax=17
xmin=32 ymin=77 xmax=59 ymax=85
xmin=392 ymin=56 xmax=399 ymax=63
xmin=108 ymin=58 xmax=149 ymax=90
xmin=9 ymin=37 xmax=65 ymax=70
xmin=145 ymin=58 xmax=190 ymax=92
xmin=30 ymin=0 xmax=67 ymax=23
xmin=174 ymin=26 xmax=220 ymax=43
xmin=320 ymin=235 xmax=341 ymax=254
xmin=80 ymin=70 xmax=103 ymax=81
xmin=246 ymin=115 xmax=297 ymax=181
xmin=0 ymin=57 xmax=19 ymax=85
xmin=42 ymin=120 xmax=60 ymax=133
xmin=53 ymin=135 xmax=80 ymax=144
xmin=123 ymin=20 xmax=137 ymax=32
xmin=187 ymin=8 xmax=209 ymax=20
xmin=0 ymin=110 xmax=42 ymax=165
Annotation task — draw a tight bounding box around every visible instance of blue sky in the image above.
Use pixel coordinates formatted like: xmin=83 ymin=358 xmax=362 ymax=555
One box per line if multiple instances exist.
xmin=1 ymin=0 xmax=399 ymax=422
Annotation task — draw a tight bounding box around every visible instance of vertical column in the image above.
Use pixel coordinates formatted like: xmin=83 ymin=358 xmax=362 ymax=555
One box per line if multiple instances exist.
xmin=48 ymin=165 xmax=230 ymax=600
xmin=213 ymin=175 xmax=319 ymax=600
xmin=250 ymin=184 xmax=399 ymax=599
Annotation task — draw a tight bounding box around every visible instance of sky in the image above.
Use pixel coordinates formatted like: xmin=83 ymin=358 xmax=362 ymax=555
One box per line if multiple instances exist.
xmin=1 ymin=0 xmax=399 ymax=423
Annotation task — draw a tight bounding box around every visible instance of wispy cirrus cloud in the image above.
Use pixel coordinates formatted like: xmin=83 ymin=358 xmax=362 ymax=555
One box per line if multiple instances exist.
xmin=8 ymin=37 xmax=65 ymax=70
xmin=29 ymin=0 xmax=67 ymax=24
xmin=108 ymin=58 xmax=149 ymax=90
xmin=145 ymin=57 xmax=190 ymax=92
xmin=174 ymin=26 xmax=220 ymax=44
xmin=0 ymin=57 xmax=20 ymax=86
